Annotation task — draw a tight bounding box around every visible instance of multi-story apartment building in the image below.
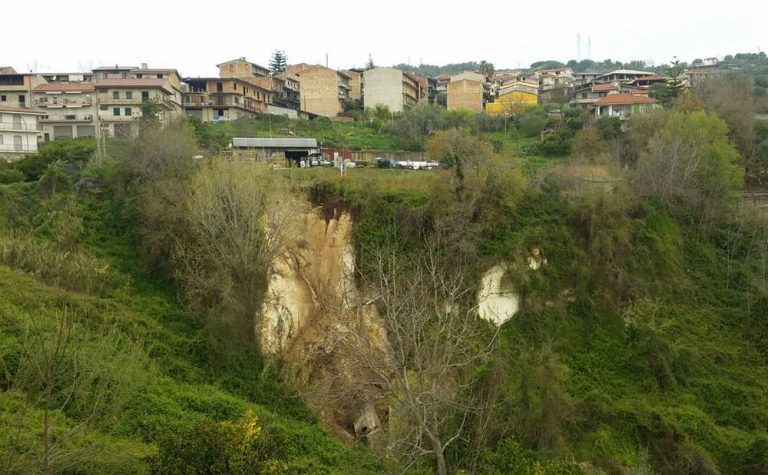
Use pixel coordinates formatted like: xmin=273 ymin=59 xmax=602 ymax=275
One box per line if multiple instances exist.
xmin=537 ymin=67 xmax=574 ymax=103
xmin=415 ymin=75 xmax=437 ymax=105
xmin=243 ymin=76 xmax=300 ymax=112
xmin=95 ymin=78 xmax=182 ymax=137
xmin=33 ymin=82 xmax=97 ymax=141
xmin=217 ymin=58 xmax=270 ymax=79
xmin=0 ymin=68 xmax=47 ymax=110
xmin=0 ymin=107 xmax=43 ymax=159
xmin=131 ymin=66 xmax=184 ymax=106
xmin=447 ymin=79 xmax=484 ymax=112
xmin=362 ymin=67 xmax=419 ymax=113
xmin=341 ymin=69 xmax=364 ymax=102
xmin=182 ymin=77 xmax=272 ymax=122
xmin=447 ymin=71 xmax=491 ymax=111
xmin=41 ymin=71 xmax=95 ymax=84
xmin=284 ymin=64 xmax=350 ymax=117
xmin=485 ymin=80 xmax=539 ymax=115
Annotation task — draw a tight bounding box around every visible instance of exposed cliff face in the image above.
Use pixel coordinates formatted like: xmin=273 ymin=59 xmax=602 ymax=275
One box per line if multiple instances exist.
xmin=261 ymin=207 xmax=356 ymax=353
xmin=477 ymin=264 xmax=519 ymax=326
xmin=260 ymin=206 xmax=388 ymax=441
xmin=261 ymin=207 xmax=520 ymax=441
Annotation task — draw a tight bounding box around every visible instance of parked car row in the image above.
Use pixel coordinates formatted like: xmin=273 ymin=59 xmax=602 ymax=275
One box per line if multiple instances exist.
xmin=375 ymin=158 xmax=441 ymax=170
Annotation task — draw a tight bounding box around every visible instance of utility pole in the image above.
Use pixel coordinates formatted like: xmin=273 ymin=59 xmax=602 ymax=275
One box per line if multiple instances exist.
xmin=95 ymin=89 xmax=104 ymax=164
xmin=577 ymin=33 xmax=581 ymax=61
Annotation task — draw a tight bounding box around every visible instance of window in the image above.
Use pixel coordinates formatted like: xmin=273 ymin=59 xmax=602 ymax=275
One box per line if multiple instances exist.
xmin=156 ymin=74 xmax=163 ymax=79
xmin=113 ymin=107 xmax=120 ymax=116
xmin=0 ymin=136 xmax=3 ymax=145
xmin=100 ymin=105 xmax=108 ymax=111
xmin=113 ymin=91 xmax=119 ymax=99
xmin=125 ymin=107 xmax=132 ymax=116
xmin=18 ymin=95 xmax=25 ymax=105
xmin=141 ymin=91 xmax=149 ymax=102
xmin=126 ymin=91 xmax=133 ymax=99
xmin=582 ymin=92 xmax=587 ymax=99
xmin=136 ymin=74 xmax=143 ymax=78
xmin=216 ymin=82 xmax=223 ymax=92
xmin=0 ymin=95 xmax=5 ymax=101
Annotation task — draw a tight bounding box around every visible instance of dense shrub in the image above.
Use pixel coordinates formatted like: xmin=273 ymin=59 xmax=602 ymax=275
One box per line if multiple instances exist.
xmin=0 ymin=233 xmax=123 ymax=295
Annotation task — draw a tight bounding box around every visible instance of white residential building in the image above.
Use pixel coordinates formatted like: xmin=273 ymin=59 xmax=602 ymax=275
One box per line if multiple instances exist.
xmin=0 ymin=107 xmax=43 ymax=159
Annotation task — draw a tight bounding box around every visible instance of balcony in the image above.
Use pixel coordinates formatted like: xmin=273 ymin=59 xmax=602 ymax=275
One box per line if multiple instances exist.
xmin=0 ymin=122 xmax=39 ymax=132
xmin=35 ymin=97 xmax=93 ymax=108
xmin=98 ymin=95 xmax=173 ymax=108
xmin=40 ymin=114 xmax=93 ymax=123
xmin=98 ymin=114 xmax=140 ymax=122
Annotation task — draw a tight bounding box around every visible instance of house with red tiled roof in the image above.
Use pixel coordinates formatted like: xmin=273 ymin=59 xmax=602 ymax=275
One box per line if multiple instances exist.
xmin=593 ymin=93 xmax=659 ymax=119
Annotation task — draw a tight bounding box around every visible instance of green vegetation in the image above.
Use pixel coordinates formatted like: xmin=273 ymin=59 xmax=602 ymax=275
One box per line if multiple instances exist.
xmin=2 ymin=61 xmax=768 ymax=473
xmin=0 ymin=138 xmax=387 ymax=473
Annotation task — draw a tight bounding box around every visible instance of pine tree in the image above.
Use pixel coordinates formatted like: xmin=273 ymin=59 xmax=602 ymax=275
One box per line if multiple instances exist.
xmin=366 ymin=54 xmax=375 ymax=70
xmin=269 ymin=50 xmax=287 ymax=75
xmin=659 ymin=59 xmax=686 ymax=108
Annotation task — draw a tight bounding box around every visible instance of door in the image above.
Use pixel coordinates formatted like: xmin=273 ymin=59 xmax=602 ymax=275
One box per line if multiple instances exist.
xmin=14 ymin=135 xmax=22 ymax=152
xmin=13 ymin=115 xmax=22 ymax=130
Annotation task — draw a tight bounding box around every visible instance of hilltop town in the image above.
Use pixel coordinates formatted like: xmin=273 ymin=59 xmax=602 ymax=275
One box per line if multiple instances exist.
xmin=0 ymin=52 xmax=752 ymax=158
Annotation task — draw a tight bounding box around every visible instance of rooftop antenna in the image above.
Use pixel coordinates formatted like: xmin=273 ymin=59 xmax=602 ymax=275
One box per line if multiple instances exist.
xmin=577 ymin=33 xmax=581 ymax=61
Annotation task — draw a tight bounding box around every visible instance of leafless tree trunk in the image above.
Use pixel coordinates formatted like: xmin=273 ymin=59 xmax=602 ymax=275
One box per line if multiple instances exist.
xmin=343 ymin=217 xmax=499 ymax=474
xmin=172 ymin=161 xmax=304 ymax=352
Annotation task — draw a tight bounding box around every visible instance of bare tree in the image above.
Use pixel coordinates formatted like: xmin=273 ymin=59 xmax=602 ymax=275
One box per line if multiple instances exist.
xmin=172 ymin=160 xmax=304 ymax=352
xmin=347 ymin=218 xmax=499 ymax=475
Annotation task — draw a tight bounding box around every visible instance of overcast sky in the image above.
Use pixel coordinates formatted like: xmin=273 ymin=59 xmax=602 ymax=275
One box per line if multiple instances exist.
xmin=3 ymin=0 xmax=766 ymax=76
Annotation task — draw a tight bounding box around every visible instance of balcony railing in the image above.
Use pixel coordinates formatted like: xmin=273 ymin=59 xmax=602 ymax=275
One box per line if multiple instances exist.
xmin=0 ymin=122 xmax=39 ymax=132
xmin=40 ymin=114 xmax=93 ymax=123
xmin=97 ymin=96 xmax=173 ymax=107
xmin=0 ymin=144 xmax=38 ymax=153
xmin=98 ymin=114 xmax=141 ymax=122
xmin=35 ymin=97 xmax=93 ymax=108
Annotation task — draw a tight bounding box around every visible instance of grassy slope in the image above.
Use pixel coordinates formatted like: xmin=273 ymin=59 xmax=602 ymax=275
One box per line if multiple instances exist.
xmin=0 ymin=181 xmax=386 ymax=473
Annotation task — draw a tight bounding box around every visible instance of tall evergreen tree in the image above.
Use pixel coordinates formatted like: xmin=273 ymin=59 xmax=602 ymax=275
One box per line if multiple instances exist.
xmin=655 ymin=59 xmax=686 ymax=108
xmin=269 ymin=50 xmax=287 ymax=75
xmin=478 ymin=60 xmax=495 ymax=76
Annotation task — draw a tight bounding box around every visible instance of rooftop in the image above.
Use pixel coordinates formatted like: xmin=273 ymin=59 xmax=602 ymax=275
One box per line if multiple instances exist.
xmin=593 ymin=82 xmax=619 ymax=91
xmin=0 ymin=106 xmax=44 ymax=115
xmin=232 ymin=137 xmax=318 ymax=149
xmin=594 ymin=93 xmax=657 ymax=105
xmin=93 ymin=65 xmax=137 ymax=71
xmin=34 ymin=82 xmax=95 ymax=93
xmin=95 ymin=78 xmax=169 ymax=89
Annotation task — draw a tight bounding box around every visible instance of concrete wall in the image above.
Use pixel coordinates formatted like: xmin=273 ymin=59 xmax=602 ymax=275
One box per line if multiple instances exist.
xmin=363 ymin=68 xmax=406 ymax=112
xmin=268 ymin=104 xmax=299 ymax=119
xmin=344 ymin=71 xmax=362 ymax=101
xmin=295 ymin=66 xmax=343 ymax=117
xmin=447 ymin=79 xmax=483 ymax=112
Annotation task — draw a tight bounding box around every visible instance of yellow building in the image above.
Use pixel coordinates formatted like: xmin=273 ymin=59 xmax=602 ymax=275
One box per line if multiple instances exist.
xmin=485 ymin=81 xmax=538 ymax=115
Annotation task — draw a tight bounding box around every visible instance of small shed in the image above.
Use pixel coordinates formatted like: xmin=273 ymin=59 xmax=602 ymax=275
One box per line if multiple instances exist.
xmin=232 ymin=137 xmax=319 ymax=165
